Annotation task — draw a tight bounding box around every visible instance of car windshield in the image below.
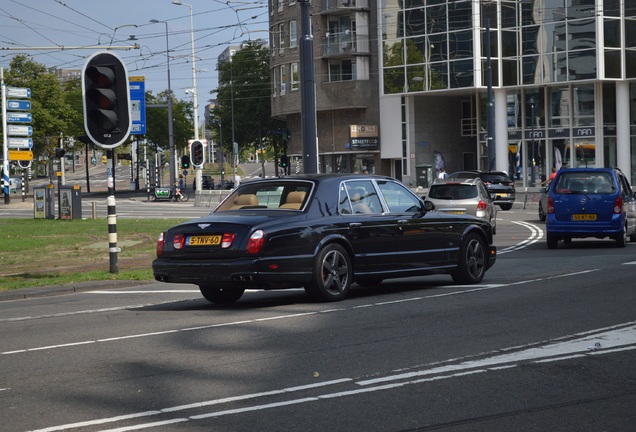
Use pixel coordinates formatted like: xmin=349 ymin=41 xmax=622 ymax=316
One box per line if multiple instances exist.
xmin=428 ymin=184 xmax=477 ymax=200
xmin=215 ymin=180 xmax=313 ymax=211
xmin=553 ymin=172 xmax=615 ymax=194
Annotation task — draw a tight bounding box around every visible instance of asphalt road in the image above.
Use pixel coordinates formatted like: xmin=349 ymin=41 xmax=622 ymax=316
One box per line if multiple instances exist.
xmin=1 ymin=210 xmax=635 ymax=431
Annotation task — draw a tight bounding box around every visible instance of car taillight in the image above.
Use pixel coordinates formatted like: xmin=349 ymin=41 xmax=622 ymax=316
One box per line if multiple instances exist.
xmin=221 ymin=232 xmax=236 ymax=248
xmin=614 ymin=196 xmax=623 ymax=214
xmin=246 ymin=230 xmax=265 ymax=254
xmin=477 ymin=200 xmax=487 ymax=211
xmin=547 ymin=196 xmax=555 ymax=214
xmin=173 ymin=233 xmax=185 ymax=250
xmin=156 ymin=232 xmax=165 ymax=256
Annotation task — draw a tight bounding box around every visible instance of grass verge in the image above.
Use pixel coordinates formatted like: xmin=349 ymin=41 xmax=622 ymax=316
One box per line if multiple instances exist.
xmin=0 ymin=218 xmax=188 ymax=291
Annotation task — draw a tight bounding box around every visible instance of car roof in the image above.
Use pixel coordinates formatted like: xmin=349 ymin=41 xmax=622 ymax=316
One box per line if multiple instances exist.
xmin=432 ymin=178 xmax=482 ymax=186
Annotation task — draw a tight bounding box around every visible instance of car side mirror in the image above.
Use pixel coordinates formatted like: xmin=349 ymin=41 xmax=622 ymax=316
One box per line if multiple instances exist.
xmin=424 ymin=201 xmax=435 ymax=212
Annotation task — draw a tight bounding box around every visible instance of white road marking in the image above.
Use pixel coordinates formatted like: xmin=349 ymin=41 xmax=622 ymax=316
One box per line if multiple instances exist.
xmin=30 ymin=322 xmax=636 ymax=432
xmin=498 ymin=220 xmax=544 ymax=253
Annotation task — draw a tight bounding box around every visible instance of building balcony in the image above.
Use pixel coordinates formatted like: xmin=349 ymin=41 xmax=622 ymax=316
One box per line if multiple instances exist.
xmin=322 ymin=33 xmax=369 ymax=57
xmin=321 ymin=0 xmax=369 ymax=14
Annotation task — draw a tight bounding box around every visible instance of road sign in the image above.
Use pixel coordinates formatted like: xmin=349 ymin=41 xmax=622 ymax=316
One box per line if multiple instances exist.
xmin=7 ymin=112 xmax=32 ymax=123
xmin=8 ymin=125 xmax=33 ymax=136
xmin=9 ymin=150 xmax=34 ymax=161
xmin=129 ymin=76 xmax=146 ymax=135
xmin=7 ymin=87 xmax=31 ymax=98
xmin=8 ymin=138 xmax=34 ymax=149
xmin=7 ymin=100 xmax=32 ymax=110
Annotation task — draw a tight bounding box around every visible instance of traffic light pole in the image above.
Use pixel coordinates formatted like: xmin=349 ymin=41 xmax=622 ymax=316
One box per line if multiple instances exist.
xmin=106 ymin=149 xmax=119 ymax=274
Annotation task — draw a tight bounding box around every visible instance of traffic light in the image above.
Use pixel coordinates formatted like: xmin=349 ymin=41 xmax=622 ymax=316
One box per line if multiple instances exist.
xmin=82 ymin=51 xmax=131 ymax=149
xmin=181 ymin=155 xmax=191 ymax=169
xmin=55 ymin=148 xmax=66 ymax=158
xmin=280 ymin=155 xmax=289 ymax=168
xmin=190 ymin=140 xmax=205 ymax=167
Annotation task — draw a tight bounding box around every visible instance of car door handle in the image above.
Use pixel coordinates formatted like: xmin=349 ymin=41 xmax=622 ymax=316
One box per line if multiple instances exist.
xmin=349 ymin=222 xmax=362 ymax=227
xmin=397 ymin=219 xmax=408 ymax=224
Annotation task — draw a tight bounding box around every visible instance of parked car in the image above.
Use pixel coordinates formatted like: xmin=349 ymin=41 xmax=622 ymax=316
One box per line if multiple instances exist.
xmin=545 ymin=167 xmax=636 ymax=248
xmin=153 ymin=174 xmax=497 ymax=303
xmin=424 ymin=177 xmax=497 ymax=234
xmin=448 ymin=170 xmax=516 ymax=210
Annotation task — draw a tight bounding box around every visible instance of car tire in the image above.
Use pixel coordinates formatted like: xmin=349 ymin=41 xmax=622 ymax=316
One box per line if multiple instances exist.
xmin=305 ymin=244 xmax=352 ymax=302
xmin=499 ymin=203 xmax=513 ymax=211
xmin=199 ymin=285 xmax=245 ymax=303
xmin=538 ymin=203 xmax=546 ymax=222
xmin=451 ymin=233 xmax=487 ymax=284
xmin=615 ymin=228 xmax=627 ymax=248
xmin=547 ymin=233 xmax=558 ymax=249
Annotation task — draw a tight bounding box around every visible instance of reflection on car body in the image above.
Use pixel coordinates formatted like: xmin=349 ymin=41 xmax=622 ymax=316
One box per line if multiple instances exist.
xmin=152 ymin=174 xmax=497 ymax=303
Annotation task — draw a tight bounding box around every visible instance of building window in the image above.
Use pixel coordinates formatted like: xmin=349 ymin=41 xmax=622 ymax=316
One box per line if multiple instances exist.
xmin=290 ymin=20 xmax=298 ymax=48
xmin=279 ymin=23 xmax=285 ymax=51
xmin=273 ymin=67 xmax=278 ymax=96
xmin=280 ymin=64 xmax=287 ymax=95
xmin=291 ymin=63 xmax=299 ymax=90
xmin=277 ymin=0 xmax=283 ymax=13
xmin=329 ymin=59 xmax=356 ymax=82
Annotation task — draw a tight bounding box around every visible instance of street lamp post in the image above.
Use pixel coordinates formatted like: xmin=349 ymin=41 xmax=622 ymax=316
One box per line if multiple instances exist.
xmin=530 ymin=97 xmax=536 ymax=187
xmin=149 ymin=19 xmax=176 ymax=189
xmin=173 ymin=0 xmax=201 ymax=191
xmin=172 ymin=0 xmax=199 ymax=140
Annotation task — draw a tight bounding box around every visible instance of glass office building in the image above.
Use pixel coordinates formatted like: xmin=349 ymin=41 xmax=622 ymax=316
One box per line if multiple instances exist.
xmin=379 ymin=0 xmax=636 ymax=186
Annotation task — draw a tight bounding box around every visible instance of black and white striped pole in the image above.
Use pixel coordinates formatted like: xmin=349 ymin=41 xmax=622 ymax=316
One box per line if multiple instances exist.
xmin=106 ymin=149 xmax=119 ymax=273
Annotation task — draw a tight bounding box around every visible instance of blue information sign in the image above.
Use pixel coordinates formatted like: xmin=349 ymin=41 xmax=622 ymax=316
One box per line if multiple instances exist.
xmin=129 ymin=76 xmax=146 ymax=135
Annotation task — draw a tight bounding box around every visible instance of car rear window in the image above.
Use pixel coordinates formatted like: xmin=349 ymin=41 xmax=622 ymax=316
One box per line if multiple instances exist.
xmin=553 ymin=172 xmax=615 ymax=194
xmin=215 ymin=181 xmax=313 ymax=211
xmin=480 ymin=173 xmax=512 ymax=183
xmin=429 ymin=184 xmax=478 ymax=200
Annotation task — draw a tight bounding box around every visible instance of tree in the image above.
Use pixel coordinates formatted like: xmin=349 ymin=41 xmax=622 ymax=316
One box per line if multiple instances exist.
xmin=5 ymin=55 xmax=76 ymax=158
xmin=144 ymin=90 xmax=193 ymax=156
xmin=213 ymin=41 xmax=285 ymax=161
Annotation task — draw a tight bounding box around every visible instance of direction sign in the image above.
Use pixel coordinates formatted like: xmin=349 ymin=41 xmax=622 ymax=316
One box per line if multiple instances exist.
xmin=9 ymin=150 xmax=34 ymax=161
xmin=7 ymin=100 xmax=32 ymax=110
xmin=8 ymin=138 xmax=34 ymax=149
xmin=7 ymin=112 xmax=32 ymax=123
xmin=7 ymin=87 xmax=31 ymax=98
xmin=8 ymin=125 xmax=33 ymax=136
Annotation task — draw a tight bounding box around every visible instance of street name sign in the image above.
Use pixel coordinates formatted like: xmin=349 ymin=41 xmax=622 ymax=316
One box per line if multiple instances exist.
xmin=8 ymin=125 xmax=33 ymax=136
xmin=7 ymin=112 xmax=32 ymax=123
xmin=8 ymin=138 xmax=34 ymax=149
xmin=7 ymin=100 xmax=32 ymax=110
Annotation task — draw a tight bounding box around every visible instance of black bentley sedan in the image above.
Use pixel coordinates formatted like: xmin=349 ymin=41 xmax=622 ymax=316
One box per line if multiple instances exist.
xmin=153 ymin=174 xmax=497 ymax=303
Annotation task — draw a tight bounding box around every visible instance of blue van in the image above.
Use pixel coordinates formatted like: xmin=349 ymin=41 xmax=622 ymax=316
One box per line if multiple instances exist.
xmin=546 ymin=168 xmax=636 ymax=248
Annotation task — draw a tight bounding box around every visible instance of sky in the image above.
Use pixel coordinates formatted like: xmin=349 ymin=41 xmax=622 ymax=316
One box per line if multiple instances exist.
xmin=0 ymin=0 xmax=270 ymax=124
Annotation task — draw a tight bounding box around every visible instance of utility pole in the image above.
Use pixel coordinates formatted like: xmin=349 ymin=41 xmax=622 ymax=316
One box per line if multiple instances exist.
xmin=299 ymin=0 xmax=318 ymax=174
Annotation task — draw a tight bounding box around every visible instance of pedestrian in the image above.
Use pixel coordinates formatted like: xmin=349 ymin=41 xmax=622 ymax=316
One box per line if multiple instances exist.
xmin=438 ymin=168 xmax=448 ymax=179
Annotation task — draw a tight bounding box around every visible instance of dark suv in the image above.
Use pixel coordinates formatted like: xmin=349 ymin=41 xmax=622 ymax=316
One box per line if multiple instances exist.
xmin=448 ymin=170 xmax=516 ymax=210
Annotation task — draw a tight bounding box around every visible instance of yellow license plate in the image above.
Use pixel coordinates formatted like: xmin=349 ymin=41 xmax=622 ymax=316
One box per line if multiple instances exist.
xmin=572 ymin=214 xmax=597 ymax=221
xmin=446 ymin=210 xmax=465 ymax=215
xmin=188 ymin=235 xmax=222 ymax=246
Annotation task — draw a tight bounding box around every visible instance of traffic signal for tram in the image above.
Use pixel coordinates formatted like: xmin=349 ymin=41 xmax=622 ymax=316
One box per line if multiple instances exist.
xmin=82 ymin=51 xmax=131 ymax=149
xmin=181 ymin=155 xmax=191 ymax=169
xmin=190 ymin=140 xmax=205 ymax=167
xmin=280 ymin=155 xmax=289 ymax=168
